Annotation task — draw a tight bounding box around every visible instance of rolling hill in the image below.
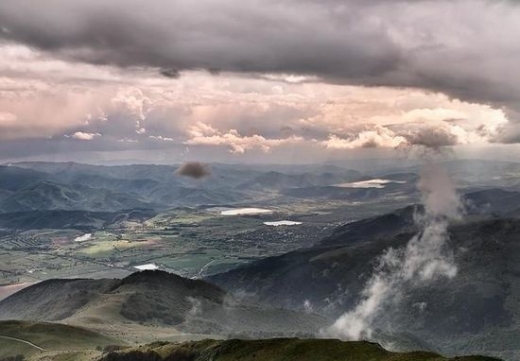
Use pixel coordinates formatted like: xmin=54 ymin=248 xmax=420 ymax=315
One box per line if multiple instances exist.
xmin=0 ymin=271 xmax=327 ymax=339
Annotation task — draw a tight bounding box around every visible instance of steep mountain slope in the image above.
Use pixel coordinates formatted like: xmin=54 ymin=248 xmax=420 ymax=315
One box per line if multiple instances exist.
xmin=0 ymin=271 xmax=326 ymax=338
xmin=209 ymin=216 xmax=520 ymax=360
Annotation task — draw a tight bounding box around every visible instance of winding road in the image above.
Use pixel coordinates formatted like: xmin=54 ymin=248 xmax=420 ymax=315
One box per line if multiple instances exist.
xmin=0 ymin=335 xmax=45 ymax=351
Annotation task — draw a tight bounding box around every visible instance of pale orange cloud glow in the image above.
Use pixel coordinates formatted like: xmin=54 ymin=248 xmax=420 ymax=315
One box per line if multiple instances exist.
xmin=0 ymin=42 xmax=511 ymax=158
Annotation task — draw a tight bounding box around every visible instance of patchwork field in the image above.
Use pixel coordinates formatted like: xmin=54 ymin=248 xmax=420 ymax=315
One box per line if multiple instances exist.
xmin=0 ymin=197 xmax=409 ymax=296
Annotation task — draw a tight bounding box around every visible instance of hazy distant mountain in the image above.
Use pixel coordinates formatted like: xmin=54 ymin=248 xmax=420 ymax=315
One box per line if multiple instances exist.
xmin=238 ymin=170 xmax=363 ymax=190
xmin=0 ymin=163 xmax=251 ymax=213
xmin=464 ymin=189 xmax=520 ymax=216
xmin=0 ymin=165 xmax=48 ymax=191
xmin=0 ymin=162 xmax=375 ymax=217
xmin=0 ymin=181 xmax=155 ymax=213
xmin=0 ymin=270 xmax=326 ymax=337
xmin=375 ymin=160 xmax=520 ymax=188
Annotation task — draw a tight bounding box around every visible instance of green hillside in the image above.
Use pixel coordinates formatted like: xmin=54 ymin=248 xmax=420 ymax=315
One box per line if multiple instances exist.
xmin=101 ymin=338 xmax=501 ymax=361
xmin=0 ymin=320 xmax=122 ymax=359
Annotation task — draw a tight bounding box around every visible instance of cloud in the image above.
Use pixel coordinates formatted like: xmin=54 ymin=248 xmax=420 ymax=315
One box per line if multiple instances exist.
xmin=323 ymin=126 xmax=407 ymax=150
xmin=403 ymin=127 xmax=459 ymax=148
xmin=0 ymin=112 xmax=17 ymax=124
xmin=0 ymin=31 xmax=514 ymax=159
xmin=149 ymin=135 xmax=174 ymax=142
xmin=1 ymin=0 xmax=520 ymax=120
xmin=0 ymin=1 xmax=400 ymax=79
xmin=321 ymin=123 xmax=477 ymax=151
xmin=70 ymin=131 xmax=101 ymax=140
xmin=175 ymin=161 xmax=211 ymax=179
xmin=185 ymin=123 xmax=304 ymax=153
xmin=325 ymin=163 xmax=461 ymax=340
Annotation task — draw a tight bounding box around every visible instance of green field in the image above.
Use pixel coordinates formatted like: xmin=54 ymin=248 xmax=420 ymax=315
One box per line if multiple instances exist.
xmin=0 ymin=198 xmax=409 ymax=295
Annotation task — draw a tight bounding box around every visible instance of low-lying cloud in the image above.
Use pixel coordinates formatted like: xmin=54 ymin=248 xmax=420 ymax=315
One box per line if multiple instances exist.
xmin=325 ymin=162 xmax=462 ymax=340
xmin=185 ymin=128 xmax=304 ymax=154
xmin=70 ymin=131 xmax=101 ymax=141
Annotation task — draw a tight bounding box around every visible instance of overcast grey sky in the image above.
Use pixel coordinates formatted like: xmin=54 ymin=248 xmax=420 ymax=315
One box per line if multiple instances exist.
xmin=0 ymin=0 xmax=519 ymax=163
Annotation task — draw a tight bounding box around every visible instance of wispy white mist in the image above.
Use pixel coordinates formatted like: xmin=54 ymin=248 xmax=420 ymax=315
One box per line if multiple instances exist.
xmin=324 ymin=162 xmax=463 ymax=340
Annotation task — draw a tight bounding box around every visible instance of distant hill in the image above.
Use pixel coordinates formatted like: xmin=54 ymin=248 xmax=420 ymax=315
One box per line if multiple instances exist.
xmin=282 ymin=179 xmax=418 ymax=201
xmin=0 ymin=181 xmax=155 ymax=213
xmin=0 ymin=270 xmax=326 ymax=338
xmin=319 ymin=205 xmax=420 ymax=246
xmin=0 ymin=166 xmax=49 ymax=191
xmin=100 ymin=338 xmax=501 ymax=361
xmin=0 ymin=162 xmax=370 ymax=216
xmin=238 ymin=170 xmax=363 ymax=190
xmin=0 ymin=209 xmax=156 ymax=230
xmin=464 ymin=189 xmax=520 ymax=216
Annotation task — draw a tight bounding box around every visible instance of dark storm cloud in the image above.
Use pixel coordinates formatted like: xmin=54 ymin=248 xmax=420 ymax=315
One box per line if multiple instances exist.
xmin=1 ymin=0 xmax=520 ymax=131
xmin=175 ymin=162 xmax=211 ymax=179
xmin=0 ymin=1 xmax=402 ymax=80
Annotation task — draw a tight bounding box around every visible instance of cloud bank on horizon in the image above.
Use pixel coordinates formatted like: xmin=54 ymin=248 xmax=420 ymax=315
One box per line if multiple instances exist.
xmin=0 ymin=0 xmax=519 ymax=161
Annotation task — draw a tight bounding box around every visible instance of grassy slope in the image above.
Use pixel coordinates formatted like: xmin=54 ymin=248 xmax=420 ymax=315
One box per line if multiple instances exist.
xmin=0 ymin=320 xmax=123 ymax=358
xmin=102 ymin=338 xmax=502 ymax=361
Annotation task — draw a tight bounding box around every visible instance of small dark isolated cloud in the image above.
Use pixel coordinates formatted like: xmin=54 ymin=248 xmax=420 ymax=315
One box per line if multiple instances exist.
xmin=175 ymin=161 xmax=211 ymax=179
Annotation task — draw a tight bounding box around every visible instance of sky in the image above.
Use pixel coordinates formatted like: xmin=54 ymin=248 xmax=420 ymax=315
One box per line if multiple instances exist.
xmin=0 ymin=0 xmax=519 ymax=164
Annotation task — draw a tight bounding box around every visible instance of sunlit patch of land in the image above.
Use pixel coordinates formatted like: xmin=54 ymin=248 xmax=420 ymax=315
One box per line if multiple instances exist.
xmin=0 ymin=282 xmax=34 ymax=301
xmin=80 ymin=240 xmax=136 ymax=256
xmin=134 ymin=263 xmax=159 ymax=271
xmin=220 ymin=208 xmax=273 ymax=216
xmin=74 ymin=233 xmax=92 ymax=242
xmin=263 ymin=221 xmax=302 ymax=226
xmin=334 ymin=179 xmax=406 ymax=189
